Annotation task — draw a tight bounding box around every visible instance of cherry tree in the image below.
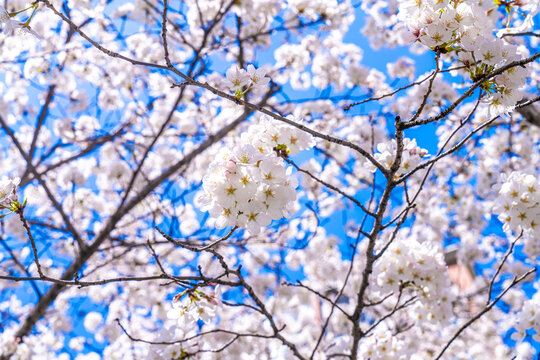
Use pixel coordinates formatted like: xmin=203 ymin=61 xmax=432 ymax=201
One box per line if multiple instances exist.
xmin=0 ymin=0 xmax=539 ymax=359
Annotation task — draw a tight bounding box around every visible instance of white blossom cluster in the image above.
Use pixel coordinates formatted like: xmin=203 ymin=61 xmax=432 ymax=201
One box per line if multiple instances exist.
xmin=511 ymin=291 xmax=540 ymax=343
xmin=368 ymin=138 xmax=428 ymax=180
xmin=0 ymin=177 xmax=20 ymax=210
xmin=398 ymin=0 xmax=530 ymax=114
xmin=196 ymin=117 xmax=314 ymax=234
xmin=374 ymin=236 xmax=454 ymax=324
xmin=359 ymin=330 xmax=408 ymax=360
xmin=387 ymin=56 xmax=416 ymax=81
xmin=0 ymin=331 xmax=20 ymax=359
xmin=0 ymin=328 xmax=60 ymax=360
xmin=494 ymin=171 xmax=540 ymax=257
xmin=225 ymin=64 xmax=270 ymax=98
xmin=167 ymin=287 xmax=221 ymax=327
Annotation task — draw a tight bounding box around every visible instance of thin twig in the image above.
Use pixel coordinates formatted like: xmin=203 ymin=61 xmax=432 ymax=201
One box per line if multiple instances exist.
xmin=16 ymin=206 xmax=44 ymax=278
xmin=284 ymin=158 xmax=375 ymax=216
xmin=161 ymin=0 xmax=172 ymax=68
xmin=485 ymin=231 xmax=522 ymax=306
xmin=156 ymin=226 xmax=238 ymax=251
xmin=434 ymin=268 xmax=536 ymax=360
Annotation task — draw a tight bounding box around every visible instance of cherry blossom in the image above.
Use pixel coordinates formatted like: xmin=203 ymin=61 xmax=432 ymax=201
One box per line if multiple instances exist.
xmin=246 ymin=64 xmax=270 ymax=89
xmin=0 ymin=0 xmax=539 ymax=359
xmin=225 ymin=66 xmax=250 ymax=91
xmin=494 ymin=171 xmax=540 ymax=257
xmin=511 ymin=291 xmax=540 ymax=343
xmin=367 ymin=138 xmax=428 ymax=180
xmin=196 ymin=118 xmax=314 ymax=234
xmin=0 ymin=177 xmax=21 ymax=214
